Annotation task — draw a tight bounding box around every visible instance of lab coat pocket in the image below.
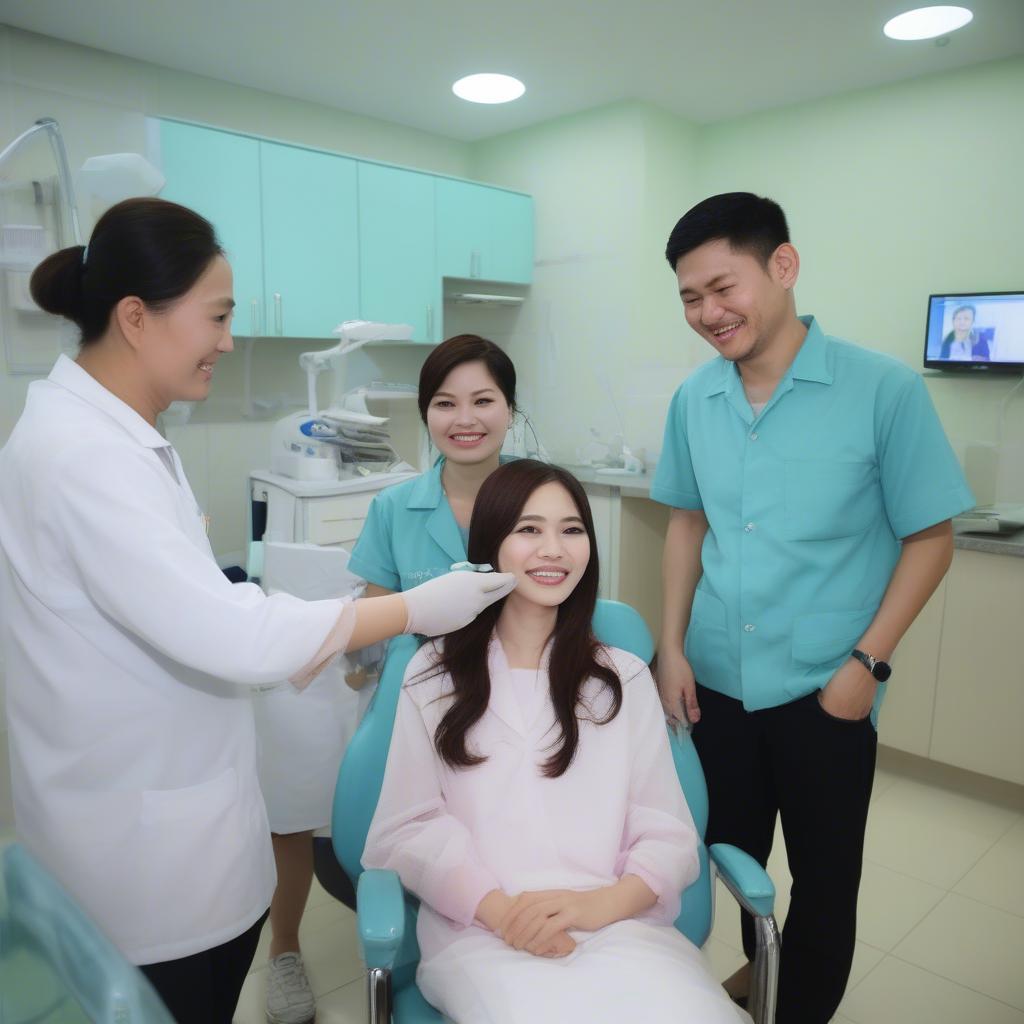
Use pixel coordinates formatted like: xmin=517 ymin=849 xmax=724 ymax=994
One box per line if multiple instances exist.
xmin=791 ymin=607 xmax=876 ymax=668
xmin=137 ymin=766 xmax=267 ymax=955
xmin=685 ymin=589 xmax=728 ymax=687
xmin=140 ymin=766 xmax=238 ymax=825
xmin=782 ymin=459 xmax=880 ymax=541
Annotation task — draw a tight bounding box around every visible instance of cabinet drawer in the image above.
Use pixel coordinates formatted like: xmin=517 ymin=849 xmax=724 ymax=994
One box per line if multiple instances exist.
xmin=308 ymin=517 xmax=364 ymax=545
xmin=305 ymin=493 xmax=376 ymax=545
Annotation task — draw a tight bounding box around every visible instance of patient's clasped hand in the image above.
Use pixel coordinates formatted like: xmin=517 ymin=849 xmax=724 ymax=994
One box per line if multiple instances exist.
xmin=487 ymin=875 xmax=664 ymax=958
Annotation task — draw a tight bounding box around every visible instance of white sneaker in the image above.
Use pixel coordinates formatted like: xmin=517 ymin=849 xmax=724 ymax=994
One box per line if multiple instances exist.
xmin=266 ymin=951 xmax=316 ymax=1024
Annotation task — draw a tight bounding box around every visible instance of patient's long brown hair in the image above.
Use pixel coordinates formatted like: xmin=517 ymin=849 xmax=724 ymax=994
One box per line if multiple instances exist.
xmin=424 ymin=460 xmax=621 ymax=778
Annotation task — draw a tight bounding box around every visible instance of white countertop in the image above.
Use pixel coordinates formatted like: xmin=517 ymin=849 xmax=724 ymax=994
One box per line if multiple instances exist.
xmin=560 ymin=464 xmax=654 ymax=498
xmin=250 ymin=467 xmax=417 ymax=498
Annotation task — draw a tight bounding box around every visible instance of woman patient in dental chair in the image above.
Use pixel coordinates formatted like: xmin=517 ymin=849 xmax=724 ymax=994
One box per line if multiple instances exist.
xmin=363 ymin=460 xmax=748 ymax=1023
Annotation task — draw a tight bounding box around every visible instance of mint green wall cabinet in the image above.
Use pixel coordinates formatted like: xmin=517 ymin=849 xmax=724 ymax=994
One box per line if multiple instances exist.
xmin=358 ymin=163 xmax=439 ymax=343
xmin=483 ymin=188 xmax=533 ymax=284
xmin=158 ymin=121 xmax=265 ymax=336
xmin=159 ymin=123 xmax=359 ymax=338
xmin=435 ymin=178 xmax=533 ymax=284
xmin=261 ymin=142 xmax=360 ymax=338
xmin=158 ymin=119 xmax=534 ymax=340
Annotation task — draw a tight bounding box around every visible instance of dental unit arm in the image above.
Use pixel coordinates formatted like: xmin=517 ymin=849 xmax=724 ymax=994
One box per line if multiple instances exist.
xmin=299 ymin=320 xmax=415 ymax=416
xmin=0 ymin=118 xmax=83 ymax=248
xmin=271 ymin=322 xmax=414 ymax=481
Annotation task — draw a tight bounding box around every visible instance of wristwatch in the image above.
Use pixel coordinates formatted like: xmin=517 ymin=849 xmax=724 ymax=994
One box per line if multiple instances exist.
xmin=851 ymin=649 xmax=892 ymax=682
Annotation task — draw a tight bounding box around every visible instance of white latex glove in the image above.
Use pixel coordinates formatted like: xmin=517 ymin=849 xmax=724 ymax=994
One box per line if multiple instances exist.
xmin=401 ymin=570 xmax=517 ymax=637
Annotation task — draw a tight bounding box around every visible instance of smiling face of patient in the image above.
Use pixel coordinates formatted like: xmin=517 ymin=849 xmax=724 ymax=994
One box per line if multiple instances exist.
xmin=495 ymin=482 xmax=591 ymax=620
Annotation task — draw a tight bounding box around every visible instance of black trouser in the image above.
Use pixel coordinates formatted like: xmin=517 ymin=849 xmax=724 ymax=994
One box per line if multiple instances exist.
xmin=140 ymin=909 xmax=269 ymax=1023
xmin=692 ymin=684 xmax=877 ymax=1024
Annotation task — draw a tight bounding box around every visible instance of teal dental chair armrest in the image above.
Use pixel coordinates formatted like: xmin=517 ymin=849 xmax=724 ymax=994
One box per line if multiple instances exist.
xmin=709 ymin=843 xmax=776 ymax=918
xmin=357 ymin=869 xmax=406 ymax=970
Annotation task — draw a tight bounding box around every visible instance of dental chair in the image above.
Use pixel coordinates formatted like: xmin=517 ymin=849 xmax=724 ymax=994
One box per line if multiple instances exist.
xmin=330 ymin=599 xmax=780 ymax=1024
xmin=0 ymin=843 xmax=175 ymax=1024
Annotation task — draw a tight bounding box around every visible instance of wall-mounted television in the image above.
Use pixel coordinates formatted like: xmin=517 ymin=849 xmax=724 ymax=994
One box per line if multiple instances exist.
xmin=924 ymin=292 xmax=1024 ymax=373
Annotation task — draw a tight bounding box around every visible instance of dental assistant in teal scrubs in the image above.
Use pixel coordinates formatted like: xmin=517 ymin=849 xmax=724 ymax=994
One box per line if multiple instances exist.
xmin=348 ymin=333 xmax=519 ymax=598
xmin=261 ymin=335 xmax=519 ymax=1024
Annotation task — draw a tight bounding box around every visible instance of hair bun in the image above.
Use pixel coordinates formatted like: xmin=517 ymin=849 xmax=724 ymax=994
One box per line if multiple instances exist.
xmin=30 ymin=245 xmax=88 ymax=326
xmin=26 ymin=199 xmax=222 ymax=346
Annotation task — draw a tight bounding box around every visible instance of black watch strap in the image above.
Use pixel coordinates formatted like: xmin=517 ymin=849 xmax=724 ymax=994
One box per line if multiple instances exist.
xmin=851 ymin=649 xmax=892 ymax=682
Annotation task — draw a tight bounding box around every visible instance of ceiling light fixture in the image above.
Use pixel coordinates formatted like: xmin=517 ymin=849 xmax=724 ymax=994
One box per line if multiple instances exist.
xmin=883 ymin=6 xmax=973 ymax=40
xmin=452 ymin=73 xmax=525 ymax=105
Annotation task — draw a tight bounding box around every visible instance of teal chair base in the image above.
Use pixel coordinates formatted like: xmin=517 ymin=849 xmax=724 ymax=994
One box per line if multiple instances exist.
xmin=335 ymin=601 xmax=779 ymax=1024
xmin=0 ymin=843 xmax=176 ymax=1024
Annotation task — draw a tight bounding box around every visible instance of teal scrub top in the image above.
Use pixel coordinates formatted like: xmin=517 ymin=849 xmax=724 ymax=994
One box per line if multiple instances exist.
xmin=651 ymin=316 xmax=974 ymax=718
xmin=349 ymin=457 xmax=514 ymax=592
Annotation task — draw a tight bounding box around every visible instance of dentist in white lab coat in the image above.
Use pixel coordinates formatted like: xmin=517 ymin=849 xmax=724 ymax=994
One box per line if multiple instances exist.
xmin=0 ymin=197 xmax=514 ymax=1024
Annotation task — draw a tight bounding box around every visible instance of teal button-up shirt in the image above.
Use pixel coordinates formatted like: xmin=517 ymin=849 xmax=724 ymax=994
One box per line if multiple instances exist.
xmin=349 ymin=456 xmax=516 ymax=592
xmin=651 ymin=317 xmax=974 ymax=717
xmin=348 ymin=459 xmax=467 ymax=592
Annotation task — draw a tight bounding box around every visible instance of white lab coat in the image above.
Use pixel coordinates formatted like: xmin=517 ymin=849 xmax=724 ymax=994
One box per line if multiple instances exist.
xmin=0 ymin=356 xmax=350 ymax=965
xmin=252 ymin=542 xmax=365 ymax=834
xmin=363 ymin=637 xmax=749 ymax=1024
xmin=253 ymin=658 xmax=361 ymax=834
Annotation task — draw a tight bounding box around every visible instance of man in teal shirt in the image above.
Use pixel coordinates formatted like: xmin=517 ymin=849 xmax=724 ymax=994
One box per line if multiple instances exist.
xmin=652 ymin=193 xmax=973 ymax=1024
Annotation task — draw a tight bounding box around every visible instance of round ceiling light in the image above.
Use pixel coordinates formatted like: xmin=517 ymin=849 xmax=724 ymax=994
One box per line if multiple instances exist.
xmin=452 ymin=73 xmax=525 ymax=104
xmin=883 ymin=6 xmax=973 ymax=40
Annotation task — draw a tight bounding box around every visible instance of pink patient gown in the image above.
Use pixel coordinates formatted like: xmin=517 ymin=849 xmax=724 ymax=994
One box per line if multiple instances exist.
xmin=363 ymin=637 xmax=750 ymax=1024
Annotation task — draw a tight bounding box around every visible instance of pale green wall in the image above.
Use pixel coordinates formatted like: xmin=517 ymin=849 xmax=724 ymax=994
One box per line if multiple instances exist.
xmin=471 ymin=101 xmax=702 ymax=462
xmin=698 ymin=56 xmax=1024 ymax=481
xmin=471 ymin=57 xmax=1024 ymax=498
xmin=634 ymin=104 xmax=704 ymax=398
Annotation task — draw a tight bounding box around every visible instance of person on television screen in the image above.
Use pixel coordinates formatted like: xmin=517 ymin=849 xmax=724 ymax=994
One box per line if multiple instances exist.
xmin=940 ymin=305 xmax=989 ymax=360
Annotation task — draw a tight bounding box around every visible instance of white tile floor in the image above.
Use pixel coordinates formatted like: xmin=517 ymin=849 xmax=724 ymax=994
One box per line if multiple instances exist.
xmin=231 ymin=751 xmax=1024 ymax=1023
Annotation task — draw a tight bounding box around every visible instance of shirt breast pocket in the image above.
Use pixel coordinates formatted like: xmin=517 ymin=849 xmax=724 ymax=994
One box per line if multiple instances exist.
xmin=782 ymin=459 xmax=880 ymax=541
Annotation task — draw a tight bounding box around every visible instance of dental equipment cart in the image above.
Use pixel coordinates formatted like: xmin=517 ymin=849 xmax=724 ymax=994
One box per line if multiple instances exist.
xmin=248 ymin=468 xmax=417 ymax=579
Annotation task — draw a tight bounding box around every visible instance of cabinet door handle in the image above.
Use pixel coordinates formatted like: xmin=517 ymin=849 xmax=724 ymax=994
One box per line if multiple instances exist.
xmin=250 ymin=299 xmax=258 ymax=337
xmin=426 ymin=304 xmax=434 ymax=341
xmin=274 ymin=292 xmax=283 ymax=336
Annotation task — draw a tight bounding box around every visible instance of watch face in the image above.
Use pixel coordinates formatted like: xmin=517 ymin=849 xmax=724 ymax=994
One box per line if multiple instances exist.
xmin=873 ymin=661 xmax=892 ymax=682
